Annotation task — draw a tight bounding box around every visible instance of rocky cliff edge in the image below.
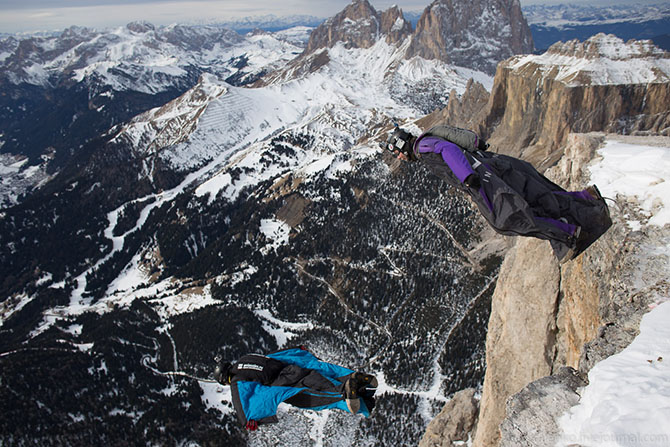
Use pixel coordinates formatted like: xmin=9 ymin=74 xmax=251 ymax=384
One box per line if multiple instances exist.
xmin=420 ymin=34 xmax=670 ymax=447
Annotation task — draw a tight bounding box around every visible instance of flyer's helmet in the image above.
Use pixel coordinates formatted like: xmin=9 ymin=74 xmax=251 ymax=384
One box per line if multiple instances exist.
xmin=381 ymin=125 xmax=415 ymax=158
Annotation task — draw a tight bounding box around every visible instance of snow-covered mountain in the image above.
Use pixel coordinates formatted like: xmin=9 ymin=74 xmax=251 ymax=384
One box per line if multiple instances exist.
xmin=3 ymin=0 xmax=668 ymax=445
xmin=0 ymin=22 xmax=307 ymax=93
xmin=0 ymin=1 xmax=506 ymax=445
xmin=523 ymin=2 xmax=670 ymax=51
xmin=0 ymin=22 xmax=311 ymax=207
xmin=508 ymin=33 xmax=670 ymax=86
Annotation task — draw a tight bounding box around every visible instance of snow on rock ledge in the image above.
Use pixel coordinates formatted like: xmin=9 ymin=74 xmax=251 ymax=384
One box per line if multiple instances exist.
xmin=509 ymin=33 xmax=670 ymax=86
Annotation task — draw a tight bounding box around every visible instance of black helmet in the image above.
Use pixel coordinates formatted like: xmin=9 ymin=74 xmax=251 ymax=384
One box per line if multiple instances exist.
xmin=214 ymin=361 xmax=232 ymax=384
xmin=381 ymin=125 xmax=415 ymax=159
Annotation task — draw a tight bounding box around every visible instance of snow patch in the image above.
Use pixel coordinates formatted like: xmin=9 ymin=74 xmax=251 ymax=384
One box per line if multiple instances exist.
xmin=260 ymin=218 xmax=291 ymax=251
xmin=589 ymin=140 xmax=670 ymax=228
xmin=558 ymin=302 xmax=670 ymax=447
xmin=200 ymin=381 xmax=235 ymax=416
xmin=254 ymin=309 xmax=314 ymax=348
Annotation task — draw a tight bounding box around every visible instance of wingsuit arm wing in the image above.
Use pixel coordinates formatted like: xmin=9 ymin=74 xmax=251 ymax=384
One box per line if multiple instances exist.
xmin=417 ymin=137 xmax=476 ymax=184
xmin=230 ymin=380 xmax=302 ymax=426
xmin=267 ymin=347 xmax=354 ymax=382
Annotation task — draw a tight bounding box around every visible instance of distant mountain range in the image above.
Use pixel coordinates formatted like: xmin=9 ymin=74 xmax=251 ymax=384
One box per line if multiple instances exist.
xmin=522 ymin=2 xmax=670 ymax=51
xmin=211 ymin=14 xmax=324 ymax=34
xmin=218 ymin=3 xmax=670 ymax=52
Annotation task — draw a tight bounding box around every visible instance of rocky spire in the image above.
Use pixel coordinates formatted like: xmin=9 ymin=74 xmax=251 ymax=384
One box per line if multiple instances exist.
xmin=303 ymin=0 xmax=412 ymax=54
xmin=303 ymin=0 xmax=381 ymax=54
xmin=405 ymin=0 xmax=534 ymax=74
xmin=380 ymin=5 xmax=413 ymax=45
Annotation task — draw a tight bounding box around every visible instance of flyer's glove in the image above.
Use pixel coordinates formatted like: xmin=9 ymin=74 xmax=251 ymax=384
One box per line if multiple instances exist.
xmin=245 ymin=420 xmax=258 ymax=431
xmin=464 ymin=173 xmax=481 ymax=189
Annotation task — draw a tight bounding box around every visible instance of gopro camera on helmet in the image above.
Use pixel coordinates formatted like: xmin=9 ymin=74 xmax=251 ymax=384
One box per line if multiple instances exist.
xmin=380 ymin=124 xmax=415 ymax=159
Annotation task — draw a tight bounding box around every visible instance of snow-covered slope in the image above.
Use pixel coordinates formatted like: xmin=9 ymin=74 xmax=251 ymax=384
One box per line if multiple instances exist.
xmin=0 ymin=22 xmax=314 ymax=208
xmin=111 ymin=37 xmax=492 ymax=175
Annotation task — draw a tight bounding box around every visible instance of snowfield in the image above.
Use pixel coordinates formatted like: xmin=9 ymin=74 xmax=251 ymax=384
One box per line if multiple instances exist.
xmin=557 ymin=137 xmax=670 ymax=447
xmin=558 ymin=301 xmax=670 ymax=447
xmin=589 ymin=140 xmax=670 ymax=229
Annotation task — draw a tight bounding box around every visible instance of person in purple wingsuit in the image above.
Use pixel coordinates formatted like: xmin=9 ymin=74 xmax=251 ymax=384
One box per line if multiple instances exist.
xmin=382 ymin=124 xmax=612 ymax=263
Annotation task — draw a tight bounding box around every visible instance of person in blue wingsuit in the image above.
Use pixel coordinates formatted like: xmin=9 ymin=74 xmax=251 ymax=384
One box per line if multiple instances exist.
xmin=383 ymin=123 xmax=612 ymax=262
xmin=213 ymin=346 xmax=378 ymax=431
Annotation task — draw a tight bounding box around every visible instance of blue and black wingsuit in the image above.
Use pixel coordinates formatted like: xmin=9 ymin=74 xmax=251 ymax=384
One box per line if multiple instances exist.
xmin=224 ymin=347 xmax=373 ymax=428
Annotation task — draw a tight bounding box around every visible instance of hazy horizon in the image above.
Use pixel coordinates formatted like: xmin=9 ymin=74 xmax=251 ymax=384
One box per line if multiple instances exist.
xmin=1 ymin=0 xmax=668 ymax=34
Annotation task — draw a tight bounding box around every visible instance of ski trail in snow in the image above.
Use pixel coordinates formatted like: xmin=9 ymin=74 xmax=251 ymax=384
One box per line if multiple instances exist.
xmin=29 ymin=95 xmax=282 ymax=337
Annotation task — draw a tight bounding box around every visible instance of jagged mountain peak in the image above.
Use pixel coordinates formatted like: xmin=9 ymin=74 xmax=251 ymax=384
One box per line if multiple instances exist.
xmin=303 ymin=0 xmax=381 ymax=53
xmin=406 ymin=0 xmax=534 ymax=74
xmin=380 ymin=4 xmax=414 ymax=45
xmin=303 ymin=0 xmax=412 ymax=54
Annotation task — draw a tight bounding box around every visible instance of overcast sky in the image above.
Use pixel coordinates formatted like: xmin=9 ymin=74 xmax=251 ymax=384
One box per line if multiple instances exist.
xmin=0 ymin=0 xmax=666 ymax=34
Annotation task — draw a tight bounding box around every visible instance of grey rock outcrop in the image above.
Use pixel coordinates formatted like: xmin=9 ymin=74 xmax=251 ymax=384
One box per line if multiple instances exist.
xmin=419 ymin=388 xmax=479 ymax=447
xmin=406 ymin=0 xmax=534 ymax=75
xmin=499 ymin=367 xmax=587 ymax=447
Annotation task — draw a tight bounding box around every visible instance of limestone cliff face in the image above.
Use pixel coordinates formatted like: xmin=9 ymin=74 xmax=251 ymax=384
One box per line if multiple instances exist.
xmin=471 ymin=133 xmax=621 ymax=447
xmin=417 ymin=78 xmax=491 ymax=132
xmin=472 ymin=236 xmax=563 ymax=447
xmin=421 ymin=133 xmax=647 ymax=447
xmin=484 ymin=34 xmax=670 ymax=170
xmin=423 ymin=34 xmax=670 ymax=447
xmin=406 ymin=0 xmax=533 ymax=75
xmin=492 ymin=135 xmax=670 ymax=447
